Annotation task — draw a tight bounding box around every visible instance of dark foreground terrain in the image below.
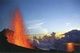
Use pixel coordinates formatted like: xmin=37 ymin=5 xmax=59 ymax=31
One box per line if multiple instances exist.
xmin=0 ymin=29 xmax=80 ymax=53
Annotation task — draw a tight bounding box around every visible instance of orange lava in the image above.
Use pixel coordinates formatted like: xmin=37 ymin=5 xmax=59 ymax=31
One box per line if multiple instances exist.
xmin=67 ymin=42 xmax=74 ymax=52
xmin=7 ymin=9 xmax=33 ymax=49
xmin=6 ymin=29 xmax=14 ymax=43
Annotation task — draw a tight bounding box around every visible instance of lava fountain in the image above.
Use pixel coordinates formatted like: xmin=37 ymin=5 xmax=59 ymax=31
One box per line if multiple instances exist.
xmin=7 ymin=9 xmax=33 ymax=49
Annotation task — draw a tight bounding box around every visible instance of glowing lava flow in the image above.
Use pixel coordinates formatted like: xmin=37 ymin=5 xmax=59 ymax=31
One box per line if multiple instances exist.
xmin=7 ymin=9 xmax=33 ymax=49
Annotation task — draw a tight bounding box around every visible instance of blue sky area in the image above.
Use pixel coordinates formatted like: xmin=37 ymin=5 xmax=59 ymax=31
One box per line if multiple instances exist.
xmin=0 ymin=0 xmax=80 ymax=34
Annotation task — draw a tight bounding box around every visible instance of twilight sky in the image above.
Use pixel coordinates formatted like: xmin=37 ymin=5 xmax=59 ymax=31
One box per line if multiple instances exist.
xmin=0 ymin=0 xmax=80 ymax=34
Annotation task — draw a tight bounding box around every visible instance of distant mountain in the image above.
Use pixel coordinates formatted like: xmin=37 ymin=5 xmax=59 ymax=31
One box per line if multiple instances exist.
xmin=64 ymin=29 xmax=80 ymax=35
xmin=63 ymin=29 xmax=80 ymax=43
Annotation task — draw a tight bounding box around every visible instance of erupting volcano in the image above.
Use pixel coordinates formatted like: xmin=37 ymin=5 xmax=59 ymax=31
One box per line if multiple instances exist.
xmin=6 ymin=9 xmax=33 ymax=49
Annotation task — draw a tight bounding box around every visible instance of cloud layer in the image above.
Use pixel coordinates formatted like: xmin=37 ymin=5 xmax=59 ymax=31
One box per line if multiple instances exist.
xmin=26 ymin=20 xmax=48 ymax=34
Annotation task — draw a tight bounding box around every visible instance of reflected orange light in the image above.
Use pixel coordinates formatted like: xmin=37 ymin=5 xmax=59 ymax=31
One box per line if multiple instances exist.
xmin=67 ymin=42 xmax=74 ymax=52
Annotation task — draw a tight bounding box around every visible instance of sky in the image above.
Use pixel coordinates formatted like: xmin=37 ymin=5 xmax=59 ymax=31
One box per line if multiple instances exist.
xmin=0 ymin=0 xmax=80 ymax=34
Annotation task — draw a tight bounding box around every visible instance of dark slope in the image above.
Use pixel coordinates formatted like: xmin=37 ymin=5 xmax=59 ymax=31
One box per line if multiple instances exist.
xmin=0 ymin=41 xmax=38 ymax=52
xmin=0 ymin=29 xmax=42 ymax=52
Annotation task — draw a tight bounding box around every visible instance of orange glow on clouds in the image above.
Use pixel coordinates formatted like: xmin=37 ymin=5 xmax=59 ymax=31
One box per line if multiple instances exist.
xmin=55 ymin=32 xmax=65 ymax=39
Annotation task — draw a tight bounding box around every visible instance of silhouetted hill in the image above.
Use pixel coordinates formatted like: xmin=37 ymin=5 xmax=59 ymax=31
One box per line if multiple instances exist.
xmin=0 ymin=29 xmax=41 ymax=52
xmin=63 ymin=29 xmax=80 ymax=43
xmin=62 ymin=29 xmax=80 ymax=52
xmin=64 ymin=29 xmax=80 ymax=36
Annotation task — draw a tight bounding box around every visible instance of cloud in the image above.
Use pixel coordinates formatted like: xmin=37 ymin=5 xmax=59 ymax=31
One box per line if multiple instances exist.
xmin=26 ymin=20 xmax=48 ymax=34
xmin=29 ymin=28 xmax=48 ymax=34
xmin=28 ymin=22 xmax=44 ymax=29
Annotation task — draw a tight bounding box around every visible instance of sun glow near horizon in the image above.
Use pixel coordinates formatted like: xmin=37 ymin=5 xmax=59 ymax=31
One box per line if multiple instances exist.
xmin=29 ymin=27 xmax=80 ymax=38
